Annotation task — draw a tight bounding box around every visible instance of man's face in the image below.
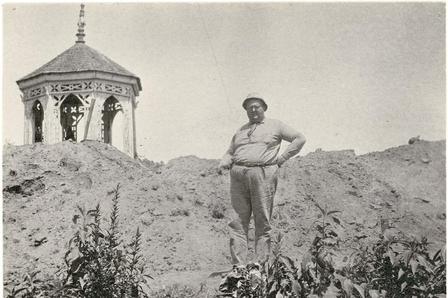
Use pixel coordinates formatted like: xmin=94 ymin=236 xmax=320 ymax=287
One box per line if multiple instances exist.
xmin=245 ymin=99 xmax=265 ymax=123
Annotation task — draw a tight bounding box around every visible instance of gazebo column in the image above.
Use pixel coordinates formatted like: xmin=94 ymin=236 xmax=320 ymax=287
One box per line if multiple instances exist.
xmin=121 ymin=97 xmax=135 ymax=157
xmin=23 ymin=100 xmax=33 ymax=144
xmin=74 ymin=95 xmax=89 ymax=142
xmin=87 ymin=93 xmax=105 ymax=141
xmin=41 ymin=95 xmax=58 ymax=144
xmin=130 ymin=95 xmax=137 ymax=157
xmin=52 ymin=103 xmax=63 ymax=143
xmin=42 ymin=95 xmax=52 ymax=143
xmin=49 ymin=95 xmax=64 ymax=143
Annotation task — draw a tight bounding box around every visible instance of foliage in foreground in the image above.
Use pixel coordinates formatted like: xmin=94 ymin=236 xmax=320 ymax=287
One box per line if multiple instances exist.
xmin=218 ymin=202 xmax=446 ymax=298
xmin=5 ymin=185 xmax=151 ymax=298
xmin=336 ymin=230 xmax=446 ymax=297
xmin=5 ymin=189 xmax=445 ymax=298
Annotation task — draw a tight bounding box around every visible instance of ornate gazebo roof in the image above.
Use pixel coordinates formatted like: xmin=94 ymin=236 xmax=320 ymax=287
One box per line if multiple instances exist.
xmin=17 ymin=4 xmax=142 ymax=92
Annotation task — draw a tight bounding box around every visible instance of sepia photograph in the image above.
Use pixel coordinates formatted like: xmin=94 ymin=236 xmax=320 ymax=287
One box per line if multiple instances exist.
xmin=2 ymin=2 xmax=446 ymax=297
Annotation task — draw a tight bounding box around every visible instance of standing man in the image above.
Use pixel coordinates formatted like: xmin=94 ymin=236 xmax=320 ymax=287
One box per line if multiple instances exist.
xmin=218 ymin=93 xmax=306 ymax=265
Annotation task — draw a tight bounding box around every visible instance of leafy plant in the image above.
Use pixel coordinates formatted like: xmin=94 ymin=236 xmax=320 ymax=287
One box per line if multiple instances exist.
xmin=218 ymin=263 xmax=265 ymax=297
xmin=263 ymin=233 xmax=301 ymax=298
xmin=5 ymin=184 xmax=151 ymax=298
xmin=217 ymin=201 xmax=343 ymax=298
xmin=63 ymin=184 xmax=152 ymax=297
xmin=336 ymin=226 xmax=446 ymax=298
xmin=297 ymin=202 xmax=341 ymax=297
xmin=4 ymin=271 xmax=46 ymax=297
xmin=218 ymin=233 xmax=302 ymax=298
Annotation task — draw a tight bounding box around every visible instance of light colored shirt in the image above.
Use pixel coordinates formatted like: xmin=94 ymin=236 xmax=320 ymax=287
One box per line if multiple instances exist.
xmin=221 ymin=118 xmax=304 ymax=166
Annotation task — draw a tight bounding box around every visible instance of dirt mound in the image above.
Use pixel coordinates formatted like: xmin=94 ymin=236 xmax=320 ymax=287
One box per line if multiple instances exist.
xmin=3 ymin=139 xmax=445 ymax=291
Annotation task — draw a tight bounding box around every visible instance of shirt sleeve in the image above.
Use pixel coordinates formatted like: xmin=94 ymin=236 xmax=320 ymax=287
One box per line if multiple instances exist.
xmin=278 ymin=121 xmax=306 ymax=160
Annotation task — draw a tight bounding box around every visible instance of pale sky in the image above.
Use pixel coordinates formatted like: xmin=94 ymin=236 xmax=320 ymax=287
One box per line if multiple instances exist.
xmin=3 ymin=3 xmax=445 ymax=162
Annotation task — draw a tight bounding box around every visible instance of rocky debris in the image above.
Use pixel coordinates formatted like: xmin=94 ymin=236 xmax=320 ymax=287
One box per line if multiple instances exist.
xmin=408 ymin=135 xmax=421 ymax=144
xmin=3 ymin=176 xmax=45 ymax=196
xmin=2 ymin=139 xmax=446 ymax=291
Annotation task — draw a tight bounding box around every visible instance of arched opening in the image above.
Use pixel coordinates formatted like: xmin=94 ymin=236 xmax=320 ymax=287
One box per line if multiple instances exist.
xmin=102 ymin=96 xmax=124 ymax=150
xmin=32 ymin=100 xmax=44 ymax=143
xmin=60 ymin=94 xmax=84 ymax=141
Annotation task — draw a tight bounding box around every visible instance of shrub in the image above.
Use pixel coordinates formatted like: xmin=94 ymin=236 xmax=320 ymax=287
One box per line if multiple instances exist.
xmin=217 ymin=200 xmax=446 ymax=298
xmin=264 ymin=233 xmax=301 ymax=298
xmin=336 ymin=231 xmax=446 ymax=298
xmin=297 ymin=202 xmax=340 ymax=297
xmin=62 ymin=184 xmax=151 ymax=297
xmin=218 ymin=262 xmax=265 ymax=297
xmin=5 ymin=184 xmax=152 ymax=298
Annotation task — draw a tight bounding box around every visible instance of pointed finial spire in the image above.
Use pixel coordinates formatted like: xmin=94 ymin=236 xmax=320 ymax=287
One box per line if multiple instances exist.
xmin=76 ymin=4 xmax=86 ymax=43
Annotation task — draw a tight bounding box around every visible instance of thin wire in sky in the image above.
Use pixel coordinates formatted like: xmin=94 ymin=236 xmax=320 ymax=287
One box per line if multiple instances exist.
xmin=195 ymin=4 xmax=233 ymax=121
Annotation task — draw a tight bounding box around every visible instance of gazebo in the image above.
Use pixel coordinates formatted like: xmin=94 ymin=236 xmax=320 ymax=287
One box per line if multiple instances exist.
xmin=16 ymin=4 xmax=142 ymax=157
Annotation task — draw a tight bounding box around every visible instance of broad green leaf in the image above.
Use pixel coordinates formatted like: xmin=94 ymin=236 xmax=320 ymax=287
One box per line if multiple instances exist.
xmin=342 ymin=278 xmax=353 ymax=296
xmin=416 ymin=255 xmax=432 ymax=273
xmin=276 ymin=293 xmax=284 ymax=298
xmin=402 ymin=251 xmax=412 ymax=265
xmin=269 ymin=281 xmax=278 ymax=294
xmin=387 ymin=249 xmax=396 ymax=266
xmin=353 ymin=283 xmax=365 ymax=298
xmin=368 ymin=289 xmax=380 ymax=298
xmin=292 ymin=280 xmax=301 ymax=296
xmin=409 ymin=259 xmax=418 ymax=275
xmin=412 ymin=285 xmax=426 ymax=291
xmin=401 ymin=281 xmax=407 ymax=292
xmin=397 ymin=268 xmax=405 ymax=280
xmin=280 ymin=255 xmax=296 ymax=272
xmin=79 ymin=277 xmax=86 ymax=290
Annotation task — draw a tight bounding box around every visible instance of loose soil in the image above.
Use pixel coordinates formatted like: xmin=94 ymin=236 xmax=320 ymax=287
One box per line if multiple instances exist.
xmin=3 ymin=139 xmax=445 ymax=294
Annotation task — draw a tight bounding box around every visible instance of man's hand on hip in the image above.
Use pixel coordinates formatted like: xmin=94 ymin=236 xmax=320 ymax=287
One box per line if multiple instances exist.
xmin=276 ymin=156 xmax=287 ymax=168
xmin=217 ymin=161 xmax=232 ymax=175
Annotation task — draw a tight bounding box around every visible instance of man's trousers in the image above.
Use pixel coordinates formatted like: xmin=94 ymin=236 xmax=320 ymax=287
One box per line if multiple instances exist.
xmin=228 ymin=164 xmax=279 ymax=264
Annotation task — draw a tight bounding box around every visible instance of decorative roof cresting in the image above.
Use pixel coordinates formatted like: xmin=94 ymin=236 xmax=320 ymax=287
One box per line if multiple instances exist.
xmin=76 ymin=4 xmax=86 ymax=43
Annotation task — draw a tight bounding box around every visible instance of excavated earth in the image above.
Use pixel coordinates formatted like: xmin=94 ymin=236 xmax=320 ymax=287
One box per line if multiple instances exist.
xmin=3 ymin=139 xmax=446 ymax=294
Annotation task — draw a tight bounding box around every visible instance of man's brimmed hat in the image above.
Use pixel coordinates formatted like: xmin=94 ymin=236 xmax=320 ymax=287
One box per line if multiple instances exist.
xmin=242 ymin=93 xmax=268 ymax=111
